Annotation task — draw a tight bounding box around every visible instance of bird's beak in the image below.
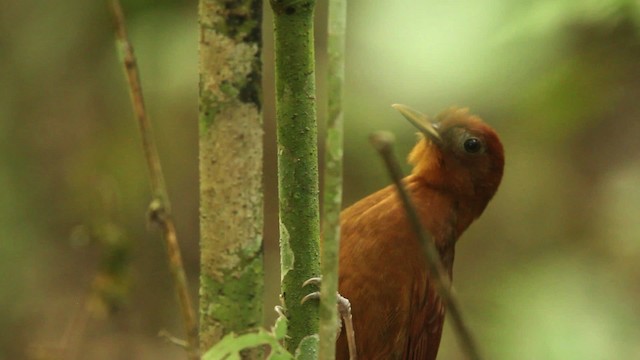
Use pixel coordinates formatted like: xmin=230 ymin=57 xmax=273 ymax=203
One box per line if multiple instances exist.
xmin=391 ymin=104 xmax=442 ymax=145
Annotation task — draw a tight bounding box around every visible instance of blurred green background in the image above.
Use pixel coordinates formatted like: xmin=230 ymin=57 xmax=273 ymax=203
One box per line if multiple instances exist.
xmin=2 ymin=0 xmax=640 ymax=359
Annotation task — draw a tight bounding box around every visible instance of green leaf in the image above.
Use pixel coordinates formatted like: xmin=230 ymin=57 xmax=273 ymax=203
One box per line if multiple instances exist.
xmin=203 ymin=318 xmax=295 ymax=360
xmin=202 ymin=332 xmax=265 ymax=360
xmin=294 ymin=334 xmax=319 ymax=360
xmin=269 ymin=353 xmax=294 ymax=360
xmin=273 ymin=313 xmax=289 ymax=340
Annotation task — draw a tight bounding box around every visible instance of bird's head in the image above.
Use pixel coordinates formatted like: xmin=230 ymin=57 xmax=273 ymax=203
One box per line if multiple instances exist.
xmin=393 ymin=104 xmax=504 ymax=213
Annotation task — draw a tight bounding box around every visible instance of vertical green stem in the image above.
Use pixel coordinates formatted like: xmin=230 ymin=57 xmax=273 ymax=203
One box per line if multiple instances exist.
xmin=269 ymin=0 xmax=321 ymax=353
xmin=198 ymin=0 xmax=264 ymax=357
xmin=319 ymin=0 xmax=346 ymax=359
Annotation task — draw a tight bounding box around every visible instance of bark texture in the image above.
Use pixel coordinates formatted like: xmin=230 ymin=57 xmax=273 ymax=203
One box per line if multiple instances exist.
xmin=198 ymin=0 xmax=264 ymax=355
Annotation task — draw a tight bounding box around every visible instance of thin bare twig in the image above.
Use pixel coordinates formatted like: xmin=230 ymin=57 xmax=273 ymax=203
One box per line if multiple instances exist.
xmin=370 ymin=131 xmax=482 ymax=360
xmin=107 ymin=1 xmax=199 ymax=358
xmin=159 ymin=330 xmax=190 ymax=349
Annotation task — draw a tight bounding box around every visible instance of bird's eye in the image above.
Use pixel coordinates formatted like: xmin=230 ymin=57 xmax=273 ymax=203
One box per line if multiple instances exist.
xmin=463 ymin=138 xmax=482 ymax=153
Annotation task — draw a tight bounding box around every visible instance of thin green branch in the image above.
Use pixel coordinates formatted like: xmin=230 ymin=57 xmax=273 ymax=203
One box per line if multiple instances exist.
xmin=319 ymin=0 xmax=347 ymax=359
xmin=370 ymin=131 xmax=483 ymax=360
xmin=108 ymin=1 xmax=199 ymax=358
xmin=269 ymin=0 xmax=321 ymax=353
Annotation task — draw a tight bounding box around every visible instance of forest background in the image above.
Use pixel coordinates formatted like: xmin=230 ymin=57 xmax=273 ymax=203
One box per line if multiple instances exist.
xmin=2 ymin=0 xmax=640 ymax=359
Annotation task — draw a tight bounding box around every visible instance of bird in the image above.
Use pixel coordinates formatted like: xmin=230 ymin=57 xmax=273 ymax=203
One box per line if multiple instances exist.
xmin=334 ymin=104 xmax=504 ymax=360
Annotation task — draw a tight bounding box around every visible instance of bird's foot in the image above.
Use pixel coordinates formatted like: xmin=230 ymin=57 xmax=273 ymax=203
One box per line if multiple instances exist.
xmin=301 ymin=277 xmax=358 ymax=360
xmin=274 ymin=292 xmax=288 ymax=318
xmin=274 ymin=305 xmax=286 ymax=318
xmin=273 ymin=292 xmax=289 ymax=331
xmin=301 ymin=278 xmax=352 ymax=319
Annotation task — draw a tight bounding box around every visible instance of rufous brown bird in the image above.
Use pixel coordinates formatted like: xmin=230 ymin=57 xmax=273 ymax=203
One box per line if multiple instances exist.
xmin=335 ymin=105 xmax=504 ymax=360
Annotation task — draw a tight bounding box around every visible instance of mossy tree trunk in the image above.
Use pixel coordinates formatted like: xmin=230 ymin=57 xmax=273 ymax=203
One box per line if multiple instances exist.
xmin=198 ymin=0 xmax=264 ymax=356
xmin=269 ymin=0 xmax=321 ymax=353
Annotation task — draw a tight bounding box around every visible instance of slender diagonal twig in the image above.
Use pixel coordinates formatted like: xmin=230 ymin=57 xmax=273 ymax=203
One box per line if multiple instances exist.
xmin=370 ymin=131 xmax=482 ymax=360
xmin=107 ymin=1 xmax=199 ymax=358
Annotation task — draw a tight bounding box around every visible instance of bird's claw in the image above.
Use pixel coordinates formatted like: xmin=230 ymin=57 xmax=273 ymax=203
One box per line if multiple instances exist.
xmin=300 ymin=276 xmax=358 ymax=360
xmin=302 ymin=276 xmax=322 ymax=288
xmin=274 ymin=293 xmax=288 ymax=319
xmin=300 ymin=291 xmax=320 ymax=305
xmin=300 ymin=277 xmax=322 ymax=305
xmin=300 ymin=277 xmax=350 ymax=312
xmin=274 ymin=305 xmax=286 ymax=318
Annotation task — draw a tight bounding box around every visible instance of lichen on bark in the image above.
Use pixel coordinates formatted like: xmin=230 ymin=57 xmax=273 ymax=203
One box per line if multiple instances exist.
xmin=198 ymin=0 xmax=264 ymax=355
xmin=199 ymin=0 xmax=261 ymax=124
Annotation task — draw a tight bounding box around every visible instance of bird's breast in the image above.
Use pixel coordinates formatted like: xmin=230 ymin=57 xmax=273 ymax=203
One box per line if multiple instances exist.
xmin=336 ymin=178 xmax=458 ymax=359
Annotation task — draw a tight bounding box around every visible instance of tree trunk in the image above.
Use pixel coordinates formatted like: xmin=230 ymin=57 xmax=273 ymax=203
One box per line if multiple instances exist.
xmin=198 ymin=0 xmax=264 ymax=357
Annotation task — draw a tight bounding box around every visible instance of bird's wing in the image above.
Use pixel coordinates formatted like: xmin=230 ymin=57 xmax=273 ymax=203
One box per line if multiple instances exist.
xmin=339 ymin=183 xmax=396 ymax=222
xmin=404 ymin=274 xmax=446 ymax=360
